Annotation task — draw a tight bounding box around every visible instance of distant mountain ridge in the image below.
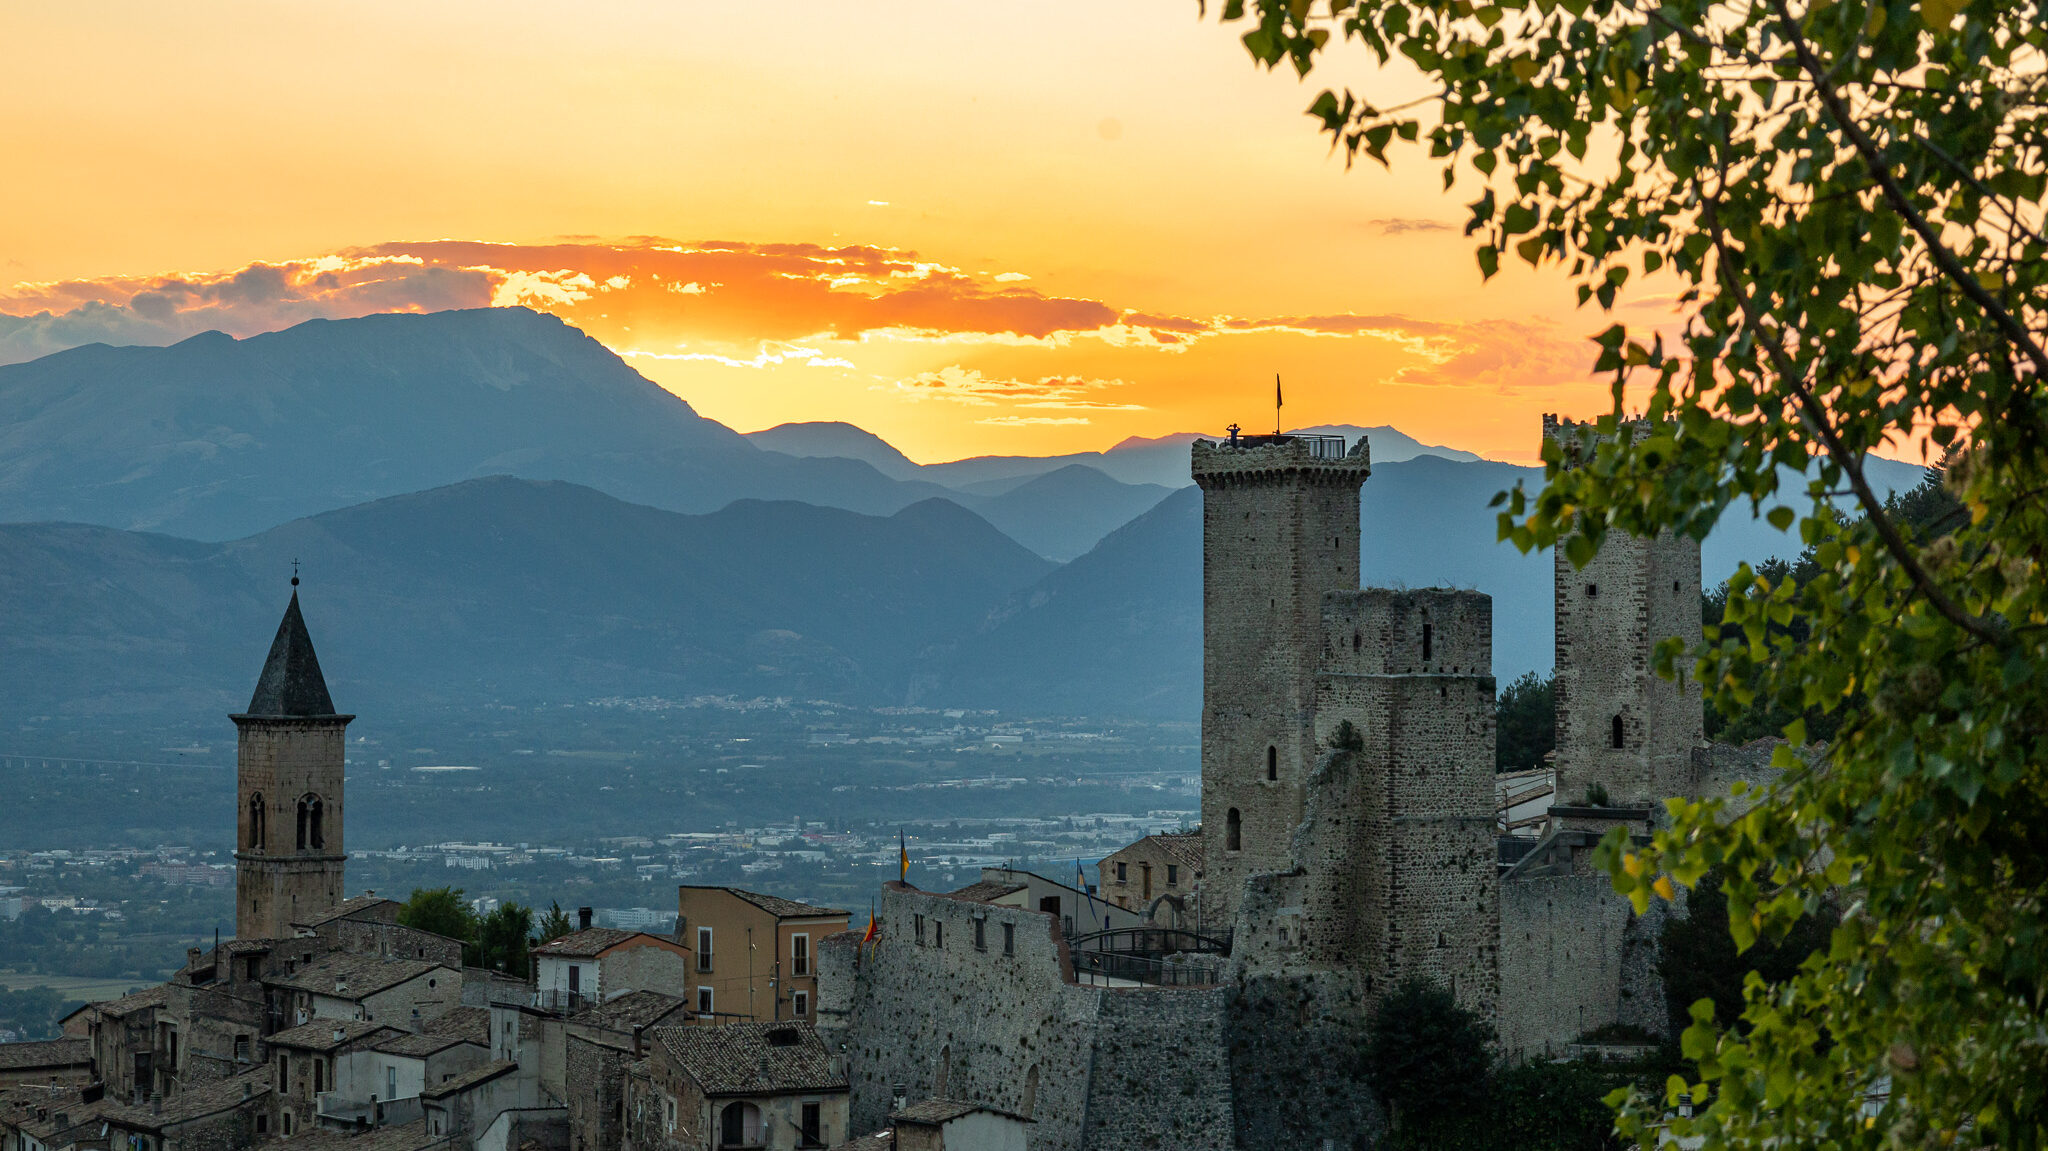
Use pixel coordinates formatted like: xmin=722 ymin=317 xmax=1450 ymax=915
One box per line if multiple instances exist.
xmin=748 ymin=420 xmax=1484 ymax=493
xmin=0 ymin=477 xmax=1054 ymax=719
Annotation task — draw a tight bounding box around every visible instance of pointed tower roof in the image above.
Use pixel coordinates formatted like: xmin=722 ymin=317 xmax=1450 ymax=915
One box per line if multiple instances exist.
xmin=242 ymin=591 xmax=341 ymax=718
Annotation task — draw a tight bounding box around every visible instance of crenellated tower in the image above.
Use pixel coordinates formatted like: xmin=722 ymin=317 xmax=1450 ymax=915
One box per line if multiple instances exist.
xmin=1192 ymin=430 xmax=1370 ymax=928
xmin=233 ymin=588 xmax=351 ymax=940
xmin=1544 ymin=414 xmax=1704 ymax=814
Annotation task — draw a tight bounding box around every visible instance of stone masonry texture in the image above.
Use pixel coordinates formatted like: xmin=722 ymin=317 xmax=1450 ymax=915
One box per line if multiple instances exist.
xmin=1544 ymin=415 xmax=1704 ymax=813
xmin=234 ymin=717 xmax=350 ymax=940
xmin=1192 ymin=436 xmax=1370 ymax=929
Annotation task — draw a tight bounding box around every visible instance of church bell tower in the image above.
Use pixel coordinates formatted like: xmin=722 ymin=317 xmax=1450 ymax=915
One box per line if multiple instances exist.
xmin=233 ymin=586 xmax=351 ymax=940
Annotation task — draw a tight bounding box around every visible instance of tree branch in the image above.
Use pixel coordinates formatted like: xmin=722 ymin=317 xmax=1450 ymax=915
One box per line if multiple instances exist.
xmin=1769 ymin=0 xmax=2048 ymax=380
xmin=1700 ymin=194 xmax=2006 ymax=646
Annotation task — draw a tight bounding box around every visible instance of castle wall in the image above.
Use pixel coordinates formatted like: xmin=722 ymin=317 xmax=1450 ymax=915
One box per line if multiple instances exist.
xmin=1193 ymin=438 xmax=1369 ymax=928
xmin=234 ymin=717 xmax=350 ymax=940
xmin=816 ymin=884 xmax=1237 ymax=1151
xmin=1497 ymin=874 xmax=1635 ymax=1057
xmin=1080 ymin=989 xmax=1235 ymax=1151
xmin=819 ymin=886 xmax=1101 ymax=1150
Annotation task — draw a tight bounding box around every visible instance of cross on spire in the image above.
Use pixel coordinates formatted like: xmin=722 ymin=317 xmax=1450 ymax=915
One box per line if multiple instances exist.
xmin=291 ymin=558 xmax=300 ymax=588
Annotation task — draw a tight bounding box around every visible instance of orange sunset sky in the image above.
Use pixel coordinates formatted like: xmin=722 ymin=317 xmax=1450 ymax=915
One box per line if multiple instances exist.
xmin=0 ymin=1 xmax=1666 ymax=464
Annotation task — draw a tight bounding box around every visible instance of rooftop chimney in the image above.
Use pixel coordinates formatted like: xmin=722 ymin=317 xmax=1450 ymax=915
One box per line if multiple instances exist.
xmin=577 ymin=907 xmax=593 ymax=931
xmin=186 ymin=947 xmax=203 ymax=972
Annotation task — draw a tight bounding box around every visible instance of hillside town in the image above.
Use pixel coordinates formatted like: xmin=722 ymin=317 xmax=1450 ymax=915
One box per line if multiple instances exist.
xmin=0 ymin=422 xmax=1771 ymax=1150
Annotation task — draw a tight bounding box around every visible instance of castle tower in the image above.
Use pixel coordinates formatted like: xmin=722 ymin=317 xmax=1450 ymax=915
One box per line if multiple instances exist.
xmin=233 ymin=590 xmax=352 ymax=940
xmin=1544 ymin=415 xmax=1703 ymax=813
xmin=1311 ymin=589 xmax=1500 ymax=1018
xmin=1192 ymin=431 xmax=1370 ymax=927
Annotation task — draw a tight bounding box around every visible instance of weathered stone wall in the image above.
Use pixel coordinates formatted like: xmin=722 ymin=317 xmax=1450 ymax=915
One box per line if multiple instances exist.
xmin=318 ymin=920 xmax=464 ymax=968
xmin=1497 ymin=872 xmax=1635 ymax=1058
xmin=1225 ymin=973 xmax=1384 ymax=1151
xmin=1081 ymin=989 xmax=1235 ymax=1151
xmin=565 ymin=1032 xmax=630 ymax=1151
xmin=234 ymin=717 xmax=350 ymax=940
xmin=1193 ymin=437 xmax=1370 ymax=928
xmin=1544 ymin=415 xmax=1703 ymax=815
xmin=1307 ymin=589 xmax=1500 ymax=1020
xmin=598 ymin=944 xmax=695 ymax=1004
xmin=164 ymin=984 xmax=265 ymax=1085
xmin=821 ymin=885 xmax=1099 ymax=1150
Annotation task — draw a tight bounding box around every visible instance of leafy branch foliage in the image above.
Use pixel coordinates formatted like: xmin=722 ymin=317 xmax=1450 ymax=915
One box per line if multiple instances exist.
xmin=1209 ymin=0 xmax=2048 ymax=1144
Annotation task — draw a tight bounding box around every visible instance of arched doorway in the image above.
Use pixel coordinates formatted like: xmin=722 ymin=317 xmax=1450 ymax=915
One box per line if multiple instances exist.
xmin=719 ymin=1101 xmax=762 ymax=1147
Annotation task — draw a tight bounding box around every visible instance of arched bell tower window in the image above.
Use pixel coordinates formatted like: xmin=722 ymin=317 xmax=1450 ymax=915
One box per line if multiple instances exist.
xmin=1226 ymin=808 xmax=1242 ymax=852
xmin=247 ymin=793 xmax=265 ymax=850
xmin=1611 ymin=714 xmax=1626 ymax=749
xmin=297 ymin=795 xmax=325 ymax=851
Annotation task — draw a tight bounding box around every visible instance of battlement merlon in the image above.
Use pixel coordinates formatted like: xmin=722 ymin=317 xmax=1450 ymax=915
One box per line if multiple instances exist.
xmin=1190 ymin=434 xmax=1370 ymax=486
xmin=1320 ymin=588 xmax=1492 ymax=679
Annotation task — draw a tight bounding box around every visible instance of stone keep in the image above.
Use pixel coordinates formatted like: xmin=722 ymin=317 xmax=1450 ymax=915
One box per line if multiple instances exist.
xmin=1192 ymin=435 xmax=1370 ymax=927
xmin=1544 ymin=415 xmax=1704 ymax=811
xmin=1310 ymin=589 xmax=1501 ymax=1017
xmin=234 ymin=591 xmax=352 ymax=940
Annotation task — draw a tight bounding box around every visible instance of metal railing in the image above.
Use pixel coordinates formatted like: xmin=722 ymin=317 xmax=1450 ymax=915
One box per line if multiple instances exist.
xmin=530 ymin=989 xmax=593 ymax=1014
xmin=1065 ymin=926 xmax=1230 ymax=988
xmin=1220 ymin=432 xmax=1350 ymax=459
xmin=1070 ymin=949 xmax=1226 ymax=988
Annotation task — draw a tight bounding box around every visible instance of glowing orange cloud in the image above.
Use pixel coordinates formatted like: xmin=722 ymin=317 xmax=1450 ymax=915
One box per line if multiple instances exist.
xmin=0 ymin=239 xmax=1619 ymax=463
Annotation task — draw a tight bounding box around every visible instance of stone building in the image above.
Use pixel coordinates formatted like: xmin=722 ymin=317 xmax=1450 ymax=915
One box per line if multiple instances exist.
xmin=530 ymin=928 xmax=694 ymax=1015
xmin=1191 ymin=433 xmax=1371 ymax=927
xmin=295 ymin=896 xmax=466 ymax=969
xmin=1093 ymin=832 xmax=1202 ymax=926
xmin=674 ymin=888 xmax=848 ymax=1026
xmin=947 ymin=868 xmax=1142 ymax=940
xmin=884 ymin=1099 xmax=1033 ymax=1151
xmin=235 ymin=590 xmax=353 ymax=941
xmin=555 ymin=990 xmax=689 ymax=1151
xmin=628 ymin=1021 xmax=848 ymax=1151
xmin=268 ymin=1018 xmax=403 ymax=1136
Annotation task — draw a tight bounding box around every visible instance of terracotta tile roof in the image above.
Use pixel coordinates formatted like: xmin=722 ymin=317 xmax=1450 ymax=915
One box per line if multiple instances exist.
xmin=94 ymin=984 xmax=171 ymax=1017
xmin=529 ymin=927 xmax=649 ymax=958
xmin=420 ymin=1006 xmax=490 ymax=1046
xmin=266 ymin=953 xmax=445 ymax=998
xmin=372 ymin=1031 xmax=482 ymax=1059
xmin=1150 ymin=831 xmax=1205 ymax=870
xmin=0 ymin=1038 xmax=89 ymax=1071
xmin=649 ymin=1021 xmax=846 ymax=1097
xmin=420 ymin=1058 xmax=517 ymax=1100
xmin=569 ymin=990 xmax=689 ymax=1032
xmin=99 ymin=1066 xmax=271 ymax=1131
xmin=684 ymin=886 xmax=848 ymax=919
xmin=266 ymin=1018 xmax=400 ymax=1052
xmin=946 ymin=879 xmax=1027 ymax=904
xmin=293 ymin=895 xmax=400 ymax=930
xmin=891 ymin=1099 xmax=997 ymax=1125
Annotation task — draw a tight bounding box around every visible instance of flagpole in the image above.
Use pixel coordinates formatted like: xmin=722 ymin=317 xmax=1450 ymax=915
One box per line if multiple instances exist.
xmin=1275 ymin=372 xmax=1283 ymax=436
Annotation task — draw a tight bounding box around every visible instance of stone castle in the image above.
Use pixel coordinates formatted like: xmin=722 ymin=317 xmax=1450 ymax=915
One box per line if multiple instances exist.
xmin=817 ymin=417 xmax=1766 ymax=1150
